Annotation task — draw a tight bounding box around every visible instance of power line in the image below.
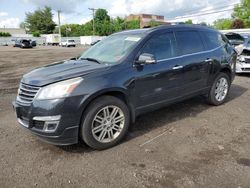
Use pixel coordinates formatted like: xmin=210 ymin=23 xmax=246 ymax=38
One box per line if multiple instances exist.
xmin=178 ymin=2 xmax=239 ymax=16
xmin=174 ymin=8 xmax=234 ymax=19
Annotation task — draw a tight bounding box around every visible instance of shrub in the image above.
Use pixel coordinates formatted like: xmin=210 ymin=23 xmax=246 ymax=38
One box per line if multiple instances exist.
xmin=32 ymin=31 xmax=40 ymax=37
xmin=0 ymin=32 xmax=11 ymax=37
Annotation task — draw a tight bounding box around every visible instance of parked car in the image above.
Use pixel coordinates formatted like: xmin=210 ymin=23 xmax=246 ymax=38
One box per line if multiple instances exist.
xmin=236 ymin=49 xmax=250 ymax=73
xmin=60 ymin=39 xmax=76 ymax=47
xmin=225 ymin=32 xmax=245 ymax=47
xmin=13 ymin=25 xmax=237 ymax=150
xmin=13 ymin=39 xmax=32 ymax=48
xmin=233 ymin=35 xmax=250 ymax=53
xmin=30 ymin=40 xmax=37 ymax=47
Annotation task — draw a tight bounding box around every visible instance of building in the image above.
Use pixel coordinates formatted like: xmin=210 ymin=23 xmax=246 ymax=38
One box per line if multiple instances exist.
xmin=0 ymin=28 xmax=26 ymax=36
xmin=125 ymin=14 xmax=170 ymax=28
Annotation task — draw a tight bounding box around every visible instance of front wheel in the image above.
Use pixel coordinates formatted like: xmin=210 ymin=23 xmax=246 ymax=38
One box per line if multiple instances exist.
xmin=207 ymin=72 xmax=230 ymax=105
xmin=80 ymin=96 xmax=130 ymax=150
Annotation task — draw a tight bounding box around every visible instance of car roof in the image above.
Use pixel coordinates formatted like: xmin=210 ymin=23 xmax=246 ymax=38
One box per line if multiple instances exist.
xmin=116 ymin=24 xmax=217 ymax=35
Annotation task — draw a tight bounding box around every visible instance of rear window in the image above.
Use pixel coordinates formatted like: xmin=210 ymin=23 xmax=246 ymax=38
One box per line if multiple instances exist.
xmin=68 ymin=40 xmax=75 ymax=42
xmin=175 ymin=31 xmax=204 ymax=56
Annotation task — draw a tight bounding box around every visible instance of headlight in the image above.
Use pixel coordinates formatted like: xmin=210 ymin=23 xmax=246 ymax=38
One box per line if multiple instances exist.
xmin=36 ymin=77 xmax=83 ymax=100
xmin=237 ymin=56 xmax=245 ymax=63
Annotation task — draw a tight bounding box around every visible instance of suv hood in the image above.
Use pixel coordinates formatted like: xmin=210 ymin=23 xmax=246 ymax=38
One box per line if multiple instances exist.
xmin=22 ymin=59 xmax=109 ymax=86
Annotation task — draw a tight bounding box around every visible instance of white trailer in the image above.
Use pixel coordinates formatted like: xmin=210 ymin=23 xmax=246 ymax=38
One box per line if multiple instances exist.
xmin=45 ymin=34 xmax=61 ymax=46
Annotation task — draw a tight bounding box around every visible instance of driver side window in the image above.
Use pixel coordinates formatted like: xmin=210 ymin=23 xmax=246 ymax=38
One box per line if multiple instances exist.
xmin=141 ymin=32 xmax=176 ymax=60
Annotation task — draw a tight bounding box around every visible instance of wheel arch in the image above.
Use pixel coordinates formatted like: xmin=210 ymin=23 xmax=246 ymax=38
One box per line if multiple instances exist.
xmin=220 ymin=67 xmax=232 ymax=82
xmin=80 ymin=88 xmax=136 ymax=126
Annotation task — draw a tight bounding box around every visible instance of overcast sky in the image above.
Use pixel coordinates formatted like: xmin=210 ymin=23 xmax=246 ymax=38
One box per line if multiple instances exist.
xmin=0 ymin=0 xmax=241 ymax=28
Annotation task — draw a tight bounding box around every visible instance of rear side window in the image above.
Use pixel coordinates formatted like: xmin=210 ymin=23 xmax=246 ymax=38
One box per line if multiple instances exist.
xmin=175 ymin=31 xmax=204 ymax=56
xmin=141 ymin=32 xmax=176 ymax=60
xmin=203 ymin=31 xmax=222 ymax=50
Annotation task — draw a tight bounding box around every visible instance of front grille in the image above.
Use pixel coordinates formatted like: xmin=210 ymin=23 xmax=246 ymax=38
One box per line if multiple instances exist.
xmin=17 ymin=83 xmax=40 ymax=105
xmin=244 ymin=58 xmax=250 ymax=64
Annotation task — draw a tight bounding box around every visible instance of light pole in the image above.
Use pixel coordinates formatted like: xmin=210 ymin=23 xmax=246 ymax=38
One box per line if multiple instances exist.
xmin=57 ymin=10 xmax=61 ymax=37
xmin=88 ymin=8 xmax=97 ymax=36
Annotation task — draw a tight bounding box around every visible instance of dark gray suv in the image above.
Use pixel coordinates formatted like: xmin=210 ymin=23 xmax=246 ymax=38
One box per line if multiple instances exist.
xmin=13 ymin=25 xmax=237 ymax=150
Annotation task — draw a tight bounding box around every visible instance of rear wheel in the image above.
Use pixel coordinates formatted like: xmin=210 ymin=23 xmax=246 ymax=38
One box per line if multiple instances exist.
xmin=80 ymin=96 xmax=130 ymax=150
xmin=207 ymin=72 xmax=230 ymax=105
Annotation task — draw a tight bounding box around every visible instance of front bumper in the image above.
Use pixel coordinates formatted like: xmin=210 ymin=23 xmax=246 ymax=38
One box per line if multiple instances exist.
xmin=12 ymin=95 xmax=86 ymax=145
xmin=236 ymin=62 xmax=250 ymax=73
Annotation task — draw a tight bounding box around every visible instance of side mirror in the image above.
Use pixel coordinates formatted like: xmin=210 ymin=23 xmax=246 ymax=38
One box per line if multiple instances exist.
xmin=70 ymin=55 xmax=81 ymax=60
xmin=135 ymin=53 xmax=156 ymax=65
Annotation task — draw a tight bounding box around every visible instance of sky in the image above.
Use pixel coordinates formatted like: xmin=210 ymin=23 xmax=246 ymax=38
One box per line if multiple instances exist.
xmin=0 ymin=0 xmax=241 ymax=28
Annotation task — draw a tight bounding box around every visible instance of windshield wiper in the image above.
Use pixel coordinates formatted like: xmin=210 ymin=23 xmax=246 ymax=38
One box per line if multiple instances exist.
xmin=79 ymin=57 xmax=101 ymax=64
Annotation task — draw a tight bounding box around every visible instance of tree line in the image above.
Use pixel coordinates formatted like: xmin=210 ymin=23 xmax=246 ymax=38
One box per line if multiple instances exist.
xmin=213 ymin=0 xmax=250 ymax=29
xmin=20 ymin=7 xmax=141 ymax=37
xmin=0 ymin=32 xmax=11 ymax=37
xmin=19 ymin=0 xmax=250 ymax=37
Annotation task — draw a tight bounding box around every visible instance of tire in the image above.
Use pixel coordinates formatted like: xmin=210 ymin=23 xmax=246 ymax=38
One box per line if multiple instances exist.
xmin=80 ymin=96 xmax=130 ymax=150
xmin=207 ymin=72 xmax=231 ymax=106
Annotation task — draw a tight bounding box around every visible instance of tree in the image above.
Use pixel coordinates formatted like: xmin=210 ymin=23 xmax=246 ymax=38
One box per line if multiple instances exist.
xmin=25 ymin=6 xmax=56 ymax=34
xmin=185 ymin=19 xmax=193 ymax=24
xmin=94 ymin=9 xmax=111 ymax=35
xmin=213 ymin=19 xmax=233 ymax=29
xmin=94 ymin=9 xmax=110 ymax=23
xmin=232 ymin=0 xmax=250 ymax=27
xmin=232 ymin=19 xmax=245 ymax=29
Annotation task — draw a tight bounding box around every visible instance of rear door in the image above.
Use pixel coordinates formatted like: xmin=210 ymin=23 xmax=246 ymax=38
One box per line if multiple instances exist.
xmin=174 ymin=30 xmax=211 ymax=94
xmin=134 ymin=31 xmax=185 ymax=109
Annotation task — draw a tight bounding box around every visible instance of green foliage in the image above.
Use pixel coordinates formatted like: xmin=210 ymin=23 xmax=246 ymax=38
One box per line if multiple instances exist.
xmin=125 ymin=19 xmax=140 ymax=29
xmin=94 ymin=9 xmax=110 ymax=23
xmin=25 ymin=6 xmax=56 ymax=34
xmin=213 ymin=0 xmax=250 ymax=29
xmin=185 ymin=19 xmax=193 ymax=24
xmin=232 ymin=0 xmax=250 ymax=27
xmin=149 ymin=20 xmax=161 ymax=27
xmin=0 ymin=32 xmax=11 ymax=37
xmin=32 ymin=31 xmax=40 ymax=37
xmin=213 ymin=19 xmax=233 ymax=30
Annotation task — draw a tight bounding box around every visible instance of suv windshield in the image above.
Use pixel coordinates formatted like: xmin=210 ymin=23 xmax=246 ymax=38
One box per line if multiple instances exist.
xmin=68 ymin=40 xmax=75 ymax=42
xmin=80 ymin=33 xmax=145 ymax=64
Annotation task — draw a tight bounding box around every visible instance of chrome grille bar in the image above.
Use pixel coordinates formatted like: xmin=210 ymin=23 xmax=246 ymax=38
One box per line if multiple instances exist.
xmin=17 ymin=83 xmax=40 ymax=105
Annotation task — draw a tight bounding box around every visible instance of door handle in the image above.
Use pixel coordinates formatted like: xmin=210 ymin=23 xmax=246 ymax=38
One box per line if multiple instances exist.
xmin=172 ymin=65 xmax=183 ymax=70
xmin=205 ymin=58 xmax=213 ymax=64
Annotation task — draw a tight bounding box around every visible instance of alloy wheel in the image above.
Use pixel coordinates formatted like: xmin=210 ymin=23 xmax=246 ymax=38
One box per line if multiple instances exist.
xmin=215 ymin=77 xmax=229 ymax=102
xmin=91 ymin=105 xmax=125 ymax=143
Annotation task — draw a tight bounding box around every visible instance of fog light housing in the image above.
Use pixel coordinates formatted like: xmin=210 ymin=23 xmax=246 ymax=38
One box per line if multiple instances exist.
xmin=33 ymin=115 xmax=61 ymax=133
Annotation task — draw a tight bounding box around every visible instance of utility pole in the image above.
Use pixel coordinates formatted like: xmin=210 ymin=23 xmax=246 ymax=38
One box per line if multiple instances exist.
xmin=57 ymin=10 xmax=61 ymax=37
xmin=88 ymin=8 xmax=97 ymax=36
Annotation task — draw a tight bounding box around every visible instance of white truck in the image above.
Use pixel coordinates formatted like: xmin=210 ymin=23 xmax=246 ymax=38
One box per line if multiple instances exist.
xmin=45 ymin=34 xmax=61 ymax=46
xmin=60 ymin=39 xmax=76 ymax=47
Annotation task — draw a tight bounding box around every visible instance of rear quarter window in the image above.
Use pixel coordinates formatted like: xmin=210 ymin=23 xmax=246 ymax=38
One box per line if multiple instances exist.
xmin=175 ymin=31 xmax=205 ymax=56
